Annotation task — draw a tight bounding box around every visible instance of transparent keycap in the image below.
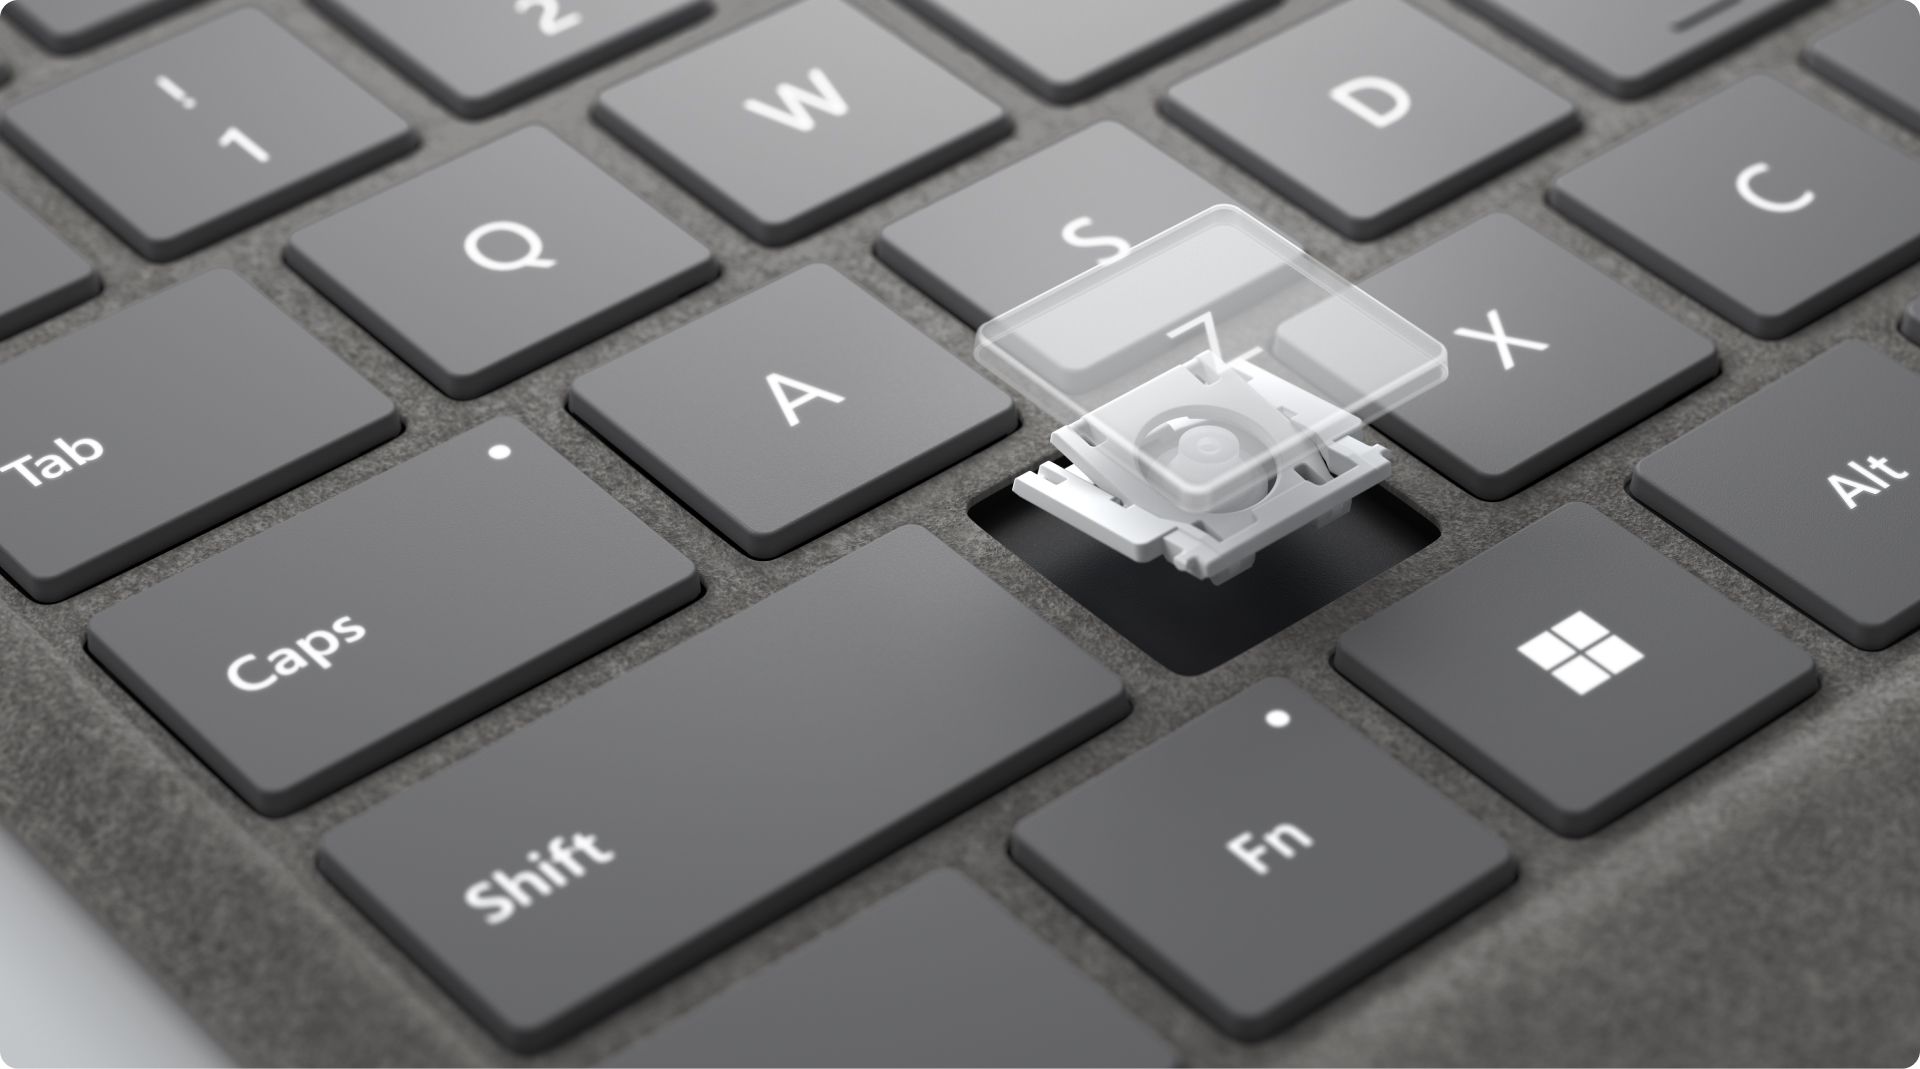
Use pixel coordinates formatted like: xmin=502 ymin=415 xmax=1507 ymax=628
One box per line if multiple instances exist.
xmin=976 ymin=206 xmax=1445 ymax=582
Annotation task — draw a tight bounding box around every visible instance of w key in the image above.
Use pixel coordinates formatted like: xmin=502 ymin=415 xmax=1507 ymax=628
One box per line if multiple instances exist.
xmin=88 ymin=418 xmax=701 ymax=817
xmin=1 ymin=9 xmax=415 ymax=260
xmin=0 ymin=271 xmax=399 ymax=603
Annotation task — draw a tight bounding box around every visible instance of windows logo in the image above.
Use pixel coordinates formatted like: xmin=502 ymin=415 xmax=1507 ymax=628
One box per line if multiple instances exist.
xmin=1517 ymin=611 xmax=1645 ymax=696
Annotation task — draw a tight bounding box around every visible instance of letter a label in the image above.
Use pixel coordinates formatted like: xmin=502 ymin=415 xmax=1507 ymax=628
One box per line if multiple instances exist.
xmin=767 ymin=373 xmax=846 ymax=427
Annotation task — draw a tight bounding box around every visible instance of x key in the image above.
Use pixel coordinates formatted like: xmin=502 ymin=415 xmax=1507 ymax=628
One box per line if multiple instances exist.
xmin=1455 ymin=308 xmax=1549 ymax=372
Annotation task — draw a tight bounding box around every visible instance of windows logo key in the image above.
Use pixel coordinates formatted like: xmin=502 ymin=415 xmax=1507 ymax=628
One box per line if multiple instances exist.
xmin=1517 ymin=612 xmax=1646 ymax=696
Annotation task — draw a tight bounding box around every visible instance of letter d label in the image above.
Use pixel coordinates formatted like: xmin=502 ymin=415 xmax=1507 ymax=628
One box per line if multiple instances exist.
xmin=1331 ymin=76 xmax=1411 ymax=129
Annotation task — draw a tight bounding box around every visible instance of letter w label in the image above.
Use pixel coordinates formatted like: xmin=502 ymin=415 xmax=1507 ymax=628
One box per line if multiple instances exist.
xmin=743 ymin=68 xmax=849 ymax=132
xmin=1331 ymin=75 xmax=1411 ymax=129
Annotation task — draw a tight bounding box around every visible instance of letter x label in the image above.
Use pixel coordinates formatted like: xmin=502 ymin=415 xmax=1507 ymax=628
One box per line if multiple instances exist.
xmin=1455 ymin=309 xmax=1549 ymax=372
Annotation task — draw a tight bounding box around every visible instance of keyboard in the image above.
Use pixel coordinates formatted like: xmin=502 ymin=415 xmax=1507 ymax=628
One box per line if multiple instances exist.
xmin=2 ymin=0 xmax=1918 ymax=1064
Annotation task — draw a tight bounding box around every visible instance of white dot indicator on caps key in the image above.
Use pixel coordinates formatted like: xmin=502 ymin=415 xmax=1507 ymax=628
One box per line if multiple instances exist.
xmin=1265 ymin=709 xmax=1291 ymax=729
xmin=487 ymin=444 xmax=512 ymax=461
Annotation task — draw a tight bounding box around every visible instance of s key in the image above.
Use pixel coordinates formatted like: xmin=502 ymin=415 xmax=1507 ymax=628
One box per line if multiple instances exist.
xmin=1 ymin=9 xmax=416 ymax=261
xmin=88 ymin=419 xmax=701 ymax=817
xmin=0 ymin=271 xmax=399 ymax=604
xmin=319 ymin=526 xmax=1127 ymax=1051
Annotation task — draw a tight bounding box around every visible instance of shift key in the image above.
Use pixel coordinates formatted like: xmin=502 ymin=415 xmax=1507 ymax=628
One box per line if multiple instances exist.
xmin=88 ymin=418 xmax=702 ymax=816
xmin=318 ymin=526 xmax=1129 ymax=1052
xmin=0 ymin=270 xmax=400 ymax=603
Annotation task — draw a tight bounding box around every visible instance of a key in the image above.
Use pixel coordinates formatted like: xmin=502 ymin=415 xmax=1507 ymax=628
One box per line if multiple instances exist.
xmin=1334 ymin=503 xmax=1819 ymax=837
xmin=900 ymin=0 xmax=1278 ymax=104
xmin=608 ymin=871 xmax=1176 ymax=1067
xmin=1013 ymin=679 xmax=1515 ymax=1040
xmin=1161 ymin=0 xmax=1577 ymax=241
xmin=0 ymin=189 xmax=101 ymax=340
xmin=1368 ymin=214 xmax=1718 ymax=500
xmin=0 ymin=271 xmax=399 ymax=604
xmin=314 ymin=0 xmax=710 ymax=118
xmin=1551 ymin=76 xmax=1920 ymax=340
xmin=88 ymin=418 xmax=700 ymax=817
xmin=594 ymin=0 xmax=1009 ymax=245
xmin=318 ymin=525 xmax=1128 ymax=1051
xmin=1457 ymin=0 xmax=1821 ymax=99
xmin=1804 ymin=2 xmax=1920 ymax=135
xmin=288 ymin=126 xmax=717 ymax=400
xmin=0 ymin=9 xmax=416 ymax=261
xmin=876 ymin=121 xmax=1232 ymax=328
xmin=3 ymin=0 xmax=203 ymax=54
xmin=1633 ymin=343 xmax=1920 ymax=650
xmin=570 ymin=265 xmax=1015 ymax=558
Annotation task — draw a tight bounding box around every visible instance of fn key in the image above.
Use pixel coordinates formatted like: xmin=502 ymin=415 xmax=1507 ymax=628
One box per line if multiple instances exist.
xmin=1014 ymin=679 xmax=1514 ymax=1038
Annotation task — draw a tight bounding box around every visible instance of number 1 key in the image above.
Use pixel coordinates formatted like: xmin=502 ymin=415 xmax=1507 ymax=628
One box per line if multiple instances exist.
xmin=1 ymin=9 xmax=416 ymax=261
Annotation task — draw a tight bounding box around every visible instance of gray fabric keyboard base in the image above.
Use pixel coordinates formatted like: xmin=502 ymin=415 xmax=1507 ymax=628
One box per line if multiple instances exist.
xmin=2 ymin=0 xmax=1917 ymax=1064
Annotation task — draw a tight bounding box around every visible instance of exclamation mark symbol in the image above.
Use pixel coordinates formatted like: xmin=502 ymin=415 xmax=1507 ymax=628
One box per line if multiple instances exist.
xmin=155 ymin=75 xmax=196 ymax=110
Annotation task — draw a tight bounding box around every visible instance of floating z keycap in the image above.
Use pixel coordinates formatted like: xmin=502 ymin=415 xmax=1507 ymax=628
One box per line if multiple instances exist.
xmin=0 ymin=271 xmax=400 ymax=603
xmin=1634 ymin=343 xmax=1920 ymax=650
xmin=1804 ymin=2 xmax=1920 ymax=134
xmin=3 ymin=0 xmax=204 ymax=53
xmin=1335 ymin=504 xmax=1819 ymax=836
xmin=1458 ymin=0 xmax=1821 ymax=98
xmin=0 ymin=189 xmax=100 ymax=340
xmin=314 ymin=0 xmax=710 ymax=118
xmin=89 ymin=419 xmax=700 ymax=817
xmin=1368 ymin=214 xmax=1718 ymax=500
xmin=1162 ymin=0 xmax=1577 ymax=240
xmin=1 ymin=9 xmax=416 ymax=260
xmin=1014 ymin=679 xmax=1515 ymax=1039
xmin=609 ymin=871 xmax=1176 ymax=1068
xmin=876 ymin=121 xmax=1232 ymax=328
xmin=594 ymin=0 xmax=1009 ymax=245
xmin=1552 ymin=76 xmax=1920 ymax=340
xmin=902 ymin=0 xmax=1279 ymax=103
xmin=570 ymin=265 xmax=1015 ymax=558
xmin=319 ymin=526 xmax=1128 ymax=1051
xmin=289 ymin=126 xmax=717 ymax=399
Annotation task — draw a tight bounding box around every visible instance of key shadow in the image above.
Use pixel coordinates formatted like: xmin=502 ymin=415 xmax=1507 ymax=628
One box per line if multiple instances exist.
xmin=971 ymin=479 xmax=1437 ymax=675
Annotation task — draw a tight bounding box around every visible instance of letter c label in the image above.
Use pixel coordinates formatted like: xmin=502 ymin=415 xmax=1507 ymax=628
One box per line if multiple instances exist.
xmin=227 ymin=654 xmax=276 ymax=692
xmin=1736 ymin=162 xmax=1815 ymax=215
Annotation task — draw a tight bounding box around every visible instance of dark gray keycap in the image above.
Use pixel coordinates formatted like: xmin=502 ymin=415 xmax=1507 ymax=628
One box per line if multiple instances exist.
xmin=0 ymin=189 xmax=100 ymax=339
xmin=900 ymin=0 xmax=1278 ymax=103
xmin=314 ymin=0 xmax=710 ymax=118
xmin=319 ymin=525 xmax=1127 ymax=1051
xmin=1162 ymin=0 xmax=1577 ymax=241
xmin=1014 ymin=679 xmax=1514 ymax=1040
xmin=1804 ymin=2 xmax=1920 ymax=134
xmin=1551 ymin=76 xmax=1920 ymax=340
xmin=1369 ymin=214 xmax=1718 ymax=500
xmin=0 ymin=271 xmax=399 ymax=604
xmin=877 ymin=121 xmax=1231 ymax=328
xmin=609 ymin=871 xmax=1176 ymax=1068
xmin=1458 ymin=0 xmax=1821 ymax=98
xmin=89 ymin=418 xmax=700 ymax=817
xmin=570 ymin=265 xmax=1015 ymax=558
xmin=1335 ymin=504 xmax=1819 ymax=836
xmin=0 ymin=9 xmax=416 ymax=260
xmin=1633 ymin=343 xmax=1920 ymax=650
xmin=594 ymin=0 xmax=1009 ymax=245
xmin=289 ymin=127 xmax=716 ymax=400
xmin=3 ymin=0 xmax=202 ymax=54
